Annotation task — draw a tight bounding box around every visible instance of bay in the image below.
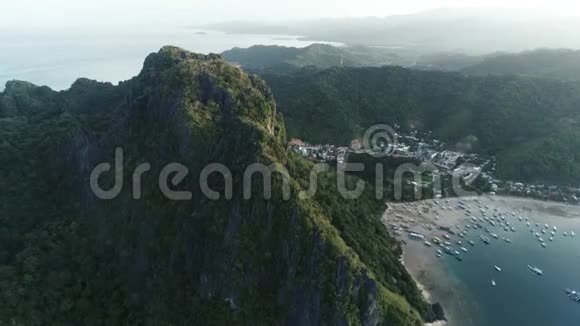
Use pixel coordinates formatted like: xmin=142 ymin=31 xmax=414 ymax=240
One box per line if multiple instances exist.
xmin=393 ymin=197 xmax=580 ymax=326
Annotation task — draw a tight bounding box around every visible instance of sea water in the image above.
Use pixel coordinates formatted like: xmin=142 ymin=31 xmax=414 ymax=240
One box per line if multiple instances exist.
xmin=0 ymin=25 xmax=341 ymax=91
xmin=442 ymin=219 xmax=580 ymax=326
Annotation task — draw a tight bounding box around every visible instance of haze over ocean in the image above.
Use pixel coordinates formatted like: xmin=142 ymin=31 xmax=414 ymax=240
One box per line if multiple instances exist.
xmin=0 ymin=26 xmax=339 ymax=91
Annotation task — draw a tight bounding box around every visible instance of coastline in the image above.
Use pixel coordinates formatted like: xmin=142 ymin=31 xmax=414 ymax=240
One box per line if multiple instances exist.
xmin=399 ymin=256 xmax=447 ymax=326
xmin=386 ymin=195 xmax=580 ymax=326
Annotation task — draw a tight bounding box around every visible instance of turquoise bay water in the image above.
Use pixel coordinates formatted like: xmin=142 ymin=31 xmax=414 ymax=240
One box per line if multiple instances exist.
xmin=442 ymin=220 xmax=580 ymax=326
xmin=0 ymin=26 xmax=340 ymax=91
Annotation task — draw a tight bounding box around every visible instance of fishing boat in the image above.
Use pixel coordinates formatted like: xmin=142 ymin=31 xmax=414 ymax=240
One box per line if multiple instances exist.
xmin=528 ymin=265 xmax=544 ymax=276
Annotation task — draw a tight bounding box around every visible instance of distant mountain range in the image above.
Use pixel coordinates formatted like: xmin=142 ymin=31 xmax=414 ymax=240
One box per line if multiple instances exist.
xmin=462 ymin=49 xmax=580 ymax=81
xmin=222 ymin=44 xmax=411 ymax=73
xmin=206 ymin=8 xmax=580 ymax=54
xmin=223 ymin=44 xmax=580 ymax=81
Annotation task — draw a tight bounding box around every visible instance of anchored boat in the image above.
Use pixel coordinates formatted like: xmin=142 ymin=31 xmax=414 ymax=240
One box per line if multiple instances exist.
xmin=528 ymin=265 xmax=544 ymax=276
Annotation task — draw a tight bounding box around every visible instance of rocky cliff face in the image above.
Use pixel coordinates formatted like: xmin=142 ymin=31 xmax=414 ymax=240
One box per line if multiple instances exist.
xmin=0 ymin=47 xmax=433 ymax=325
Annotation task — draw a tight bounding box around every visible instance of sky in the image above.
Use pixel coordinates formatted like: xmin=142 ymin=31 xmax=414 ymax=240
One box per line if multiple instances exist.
xmin=1 ymin=0 xmax=579 ymax=28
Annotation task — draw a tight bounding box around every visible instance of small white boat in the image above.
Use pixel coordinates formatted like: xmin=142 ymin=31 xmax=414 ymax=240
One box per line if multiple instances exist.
xmin=492 ymin=280 xmax=496 ymax=287
xmin=528 ymin=265 xmax=544 ymax=276
xmin=494 ymin=266 xmax=502 ymax=272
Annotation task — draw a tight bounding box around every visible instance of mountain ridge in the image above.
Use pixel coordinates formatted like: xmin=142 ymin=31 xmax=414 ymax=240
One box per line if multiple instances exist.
xmin=0 ymin=46 xmax=438 ymax=325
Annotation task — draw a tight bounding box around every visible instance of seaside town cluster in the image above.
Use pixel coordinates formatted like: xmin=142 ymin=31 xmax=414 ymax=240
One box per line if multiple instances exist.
xmin=289 ymin=127 xmax=580 ymax=205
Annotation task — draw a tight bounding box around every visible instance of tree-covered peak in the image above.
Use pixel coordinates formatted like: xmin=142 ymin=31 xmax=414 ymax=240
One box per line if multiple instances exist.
xmin=0 ymin=46 xmax=435 ymax=326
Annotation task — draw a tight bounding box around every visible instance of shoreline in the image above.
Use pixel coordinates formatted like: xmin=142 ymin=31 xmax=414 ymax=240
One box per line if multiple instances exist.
xmin=400 ymin=256 xmax=447 ymax=326
xmin=386 ymin=195 xmax=580 ymax=326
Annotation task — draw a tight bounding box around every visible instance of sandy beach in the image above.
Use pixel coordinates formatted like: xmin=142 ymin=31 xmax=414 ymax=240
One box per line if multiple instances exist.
xmin=383 ymin=195 xmax=580 ymax=326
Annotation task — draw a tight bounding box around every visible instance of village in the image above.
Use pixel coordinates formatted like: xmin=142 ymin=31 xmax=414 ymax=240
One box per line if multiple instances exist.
xmin=288 ymin=126 xmax=580 ymax=205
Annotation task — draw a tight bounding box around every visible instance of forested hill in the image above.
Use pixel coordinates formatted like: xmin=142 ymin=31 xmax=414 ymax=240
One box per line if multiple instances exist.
xmin=261 ymin=67 xmax=580 ymax=185
xmin=222 ymin=43 xmax=408 ymax=73
xmin=0 ymin=47 xmax=438 ymax=325
xmin=462 ymin=49 xmax=580 ymax=81
xmin=224 ymin=45 xmax=580 ymax=81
